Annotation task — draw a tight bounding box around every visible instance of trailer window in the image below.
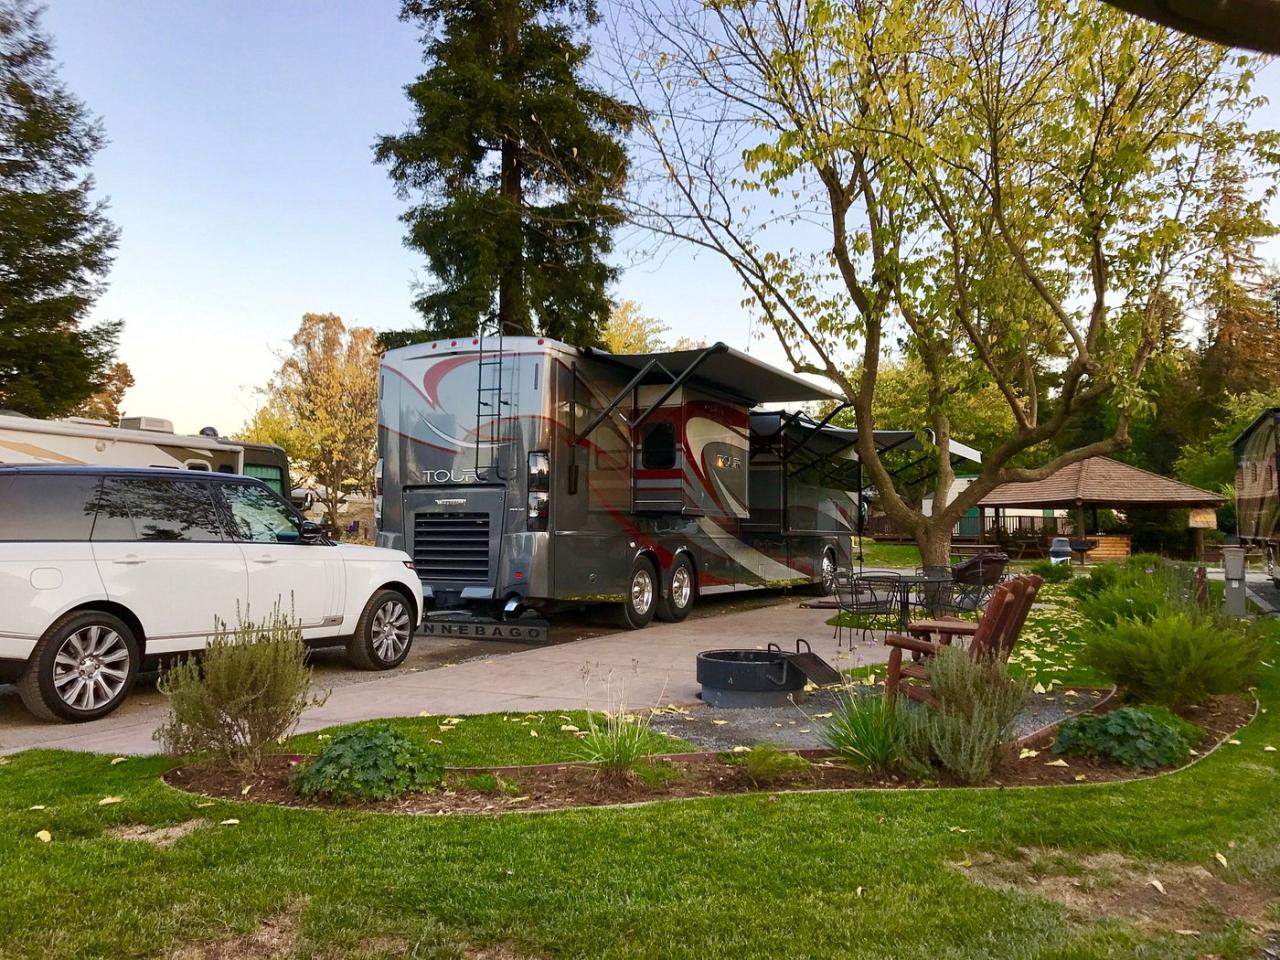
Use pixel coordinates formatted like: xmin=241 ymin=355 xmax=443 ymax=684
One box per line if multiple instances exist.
xmin=641 ymin=422 xmax=677 ymax=470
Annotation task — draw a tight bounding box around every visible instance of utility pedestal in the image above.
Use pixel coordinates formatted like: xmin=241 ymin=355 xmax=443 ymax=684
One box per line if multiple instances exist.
xmin=1223 ymin=546 xmax=1248 ymax=618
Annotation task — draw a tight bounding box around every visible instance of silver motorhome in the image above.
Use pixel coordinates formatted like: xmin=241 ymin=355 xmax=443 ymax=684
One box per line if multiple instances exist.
xmin=0 ymin=414 xmax=244 ymax=473
xmin=376 ymin=336 xmax=859 ymax=627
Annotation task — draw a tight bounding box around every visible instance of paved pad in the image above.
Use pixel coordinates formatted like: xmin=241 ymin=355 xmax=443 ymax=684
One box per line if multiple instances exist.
xmin=0 ymin=600 xmax=888 ymax=756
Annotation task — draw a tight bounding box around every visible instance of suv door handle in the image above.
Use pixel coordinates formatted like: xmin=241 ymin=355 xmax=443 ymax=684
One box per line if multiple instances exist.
xmin=251 ymin=555 xmax=278 ymax=564
xmin=112 ymin=555 xmax=146 ymax=566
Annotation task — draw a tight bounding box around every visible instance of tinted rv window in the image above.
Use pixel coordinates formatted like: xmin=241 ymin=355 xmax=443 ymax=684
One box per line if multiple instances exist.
xmin=244 ymin=463 xmax=285 ymax=495
xmin=0 ymin=475 xmax=100 ymax=541
xmin=641 ymin=422 xmax=677 ymax=470
xmin=91 ymin=478 xmax=226 ymax=542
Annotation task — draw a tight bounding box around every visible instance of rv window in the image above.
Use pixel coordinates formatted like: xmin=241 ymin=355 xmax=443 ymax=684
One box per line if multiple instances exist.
xmin=0 ymin=475 xmax=101 ymax=541
xmin=641 ymin=422 xmax=677 ymax=470
xmin=91 ymin=479 xmax=226 ymax=542
xmin=184 ymin=460 xmax=211 ymax=471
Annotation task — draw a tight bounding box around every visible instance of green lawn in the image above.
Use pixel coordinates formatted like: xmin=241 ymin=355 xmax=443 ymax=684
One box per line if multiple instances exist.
xmin=856 ymin=539 xmax=922 ymax=569
xmin=1 ymin=658 xmax=1277 ymax=958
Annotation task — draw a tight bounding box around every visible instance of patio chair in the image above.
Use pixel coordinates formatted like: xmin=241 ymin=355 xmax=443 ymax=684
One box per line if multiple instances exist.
xmin=834 ymin=572 xmax=902 ymax=646
xmin=948 ymin=552 xmax=1009 ymax=613
xmin=883 ymin=574 xmax=1042 ymax=704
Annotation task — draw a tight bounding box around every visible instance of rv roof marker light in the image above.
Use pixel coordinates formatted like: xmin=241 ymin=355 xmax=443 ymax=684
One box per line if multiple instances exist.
xmin=451 ymin=340 xmax=457 ymax=346
xmin=472 ymin=339 xmax=479 ymax=345
xmin=537 ymin=339 xmax=545 ymax=345
xmin=431 ymin=343 xmax=438 ymax=349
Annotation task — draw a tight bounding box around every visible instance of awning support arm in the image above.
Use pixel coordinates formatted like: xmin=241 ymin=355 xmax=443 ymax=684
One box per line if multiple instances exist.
xmin=786 ymin=401 xmax=850 ymax=461
xmin=630 ymin=343 xmax=729 ymax=431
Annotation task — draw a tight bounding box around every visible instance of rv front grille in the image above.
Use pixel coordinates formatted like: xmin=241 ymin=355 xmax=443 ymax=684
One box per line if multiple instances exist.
xmin=412 ymin=512 xmax=491 ymax=583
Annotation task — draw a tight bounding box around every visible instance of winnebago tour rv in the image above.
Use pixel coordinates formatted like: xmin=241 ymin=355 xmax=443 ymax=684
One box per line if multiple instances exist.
xmin=377 ymin=336 xmax=862 ymax=628
xmin=1235 ymin=407 xmax=1280 ymax=577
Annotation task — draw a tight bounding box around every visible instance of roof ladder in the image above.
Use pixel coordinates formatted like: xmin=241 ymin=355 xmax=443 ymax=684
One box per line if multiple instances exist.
xmin=474 ymin=326 xmax=509 ymax=481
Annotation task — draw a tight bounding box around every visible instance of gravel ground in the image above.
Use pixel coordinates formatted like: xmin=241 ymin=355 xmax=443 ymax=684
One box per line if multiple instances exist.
xmin=650 ymin=685 xmax=1109 ymax=753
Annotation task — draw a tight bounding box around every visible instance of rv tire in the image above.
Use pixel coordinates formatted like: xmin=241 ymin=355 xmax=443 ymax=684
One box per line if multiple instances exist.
xmin=656 ymin=555 xmax=695 ymax=622
xmin=616 ymin=557 xmax=658 ymax=629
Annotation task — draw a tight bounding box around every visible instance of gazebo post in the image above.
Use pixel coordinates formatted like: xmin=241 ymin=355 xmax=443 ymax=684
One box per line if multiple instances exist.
xmin=1075 ymin=502 xmax=1087 ymax=538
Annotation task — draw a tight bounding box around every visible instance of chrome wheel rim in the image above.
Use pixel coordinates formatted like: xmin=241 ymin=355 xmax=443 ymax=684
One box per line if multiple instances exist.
xmin=371 ymin=599 xmax=411 ymax=662
xmin=671 ymin=565 xmax=692 ymax=610
xmin=53 ymin=625 xmax=130 ymax=712
xmin=822 ymin=552 xmax=837 ymax=593
xmin=631 ymin=569 xmax=654 ymax=616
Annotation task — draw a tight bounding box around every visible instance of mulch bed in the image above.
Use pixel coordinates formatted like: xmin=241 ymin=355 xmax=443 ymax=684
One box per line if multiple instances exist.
xmin=163 ymin=694 xmax=1255 ymax=815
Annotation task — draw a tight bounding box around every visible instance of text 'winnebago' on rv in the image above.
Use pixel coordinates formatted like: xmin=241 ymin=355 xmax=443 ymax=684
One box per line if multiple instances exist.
xmin=376 ymin=335 xmax=866 ymax=629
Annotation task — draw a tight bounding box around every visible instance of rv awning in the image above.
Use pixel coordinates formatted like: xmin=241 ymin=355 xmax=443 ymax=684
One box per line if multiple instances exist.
xmin=749 ymin=412 xmax=984 ymax=465
xmin=587 ymin=343 xmax=842 ymax=404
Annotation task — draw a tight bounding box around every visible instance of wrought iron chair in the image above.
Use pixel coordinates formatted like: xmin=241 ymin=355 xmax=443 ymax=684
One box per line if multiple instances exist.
xmin=834 ymin=571 xmax=902 ymax=645
xmin=948 ymin=552 xmax=1009 ymax=614
xmin=910 ymin=565 xmax=955 ymax=619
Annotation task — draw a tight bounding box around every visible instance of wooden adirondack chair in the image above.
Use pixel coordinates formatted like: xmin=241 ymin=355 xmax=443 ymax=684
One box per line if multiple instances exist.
xmin=883 ymin=575 xmax=1042 ymax=704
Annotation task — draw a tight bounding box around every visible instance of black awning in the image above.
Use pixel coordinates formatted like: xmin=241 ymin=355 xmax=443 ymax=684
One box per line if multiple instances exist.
xmin=586 ymin=343 xmax=841 ymax=404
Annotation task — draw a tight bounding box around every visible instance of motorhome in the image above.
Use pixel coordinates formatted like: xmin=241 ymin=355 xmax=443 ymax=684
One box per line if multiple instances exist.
xmin=376 ymin=335 xmax=862 ymax=628
xmin=1235 ymin=407 xmax=1280 ymax=576
xmin=0 ymin=413 xmax=246 ymax=473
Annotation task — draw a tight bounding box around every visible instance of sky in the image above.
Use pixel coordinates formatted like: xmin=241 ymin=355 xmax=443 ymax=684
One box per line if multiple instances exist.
xmin=37 ymin=1 xmax=1280 ymax=436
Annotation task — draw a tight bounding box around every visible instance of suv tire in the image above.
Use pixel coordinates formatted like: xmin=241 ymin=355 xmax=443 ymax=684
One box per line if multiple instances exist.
xmin=615 ymin=557 xmax=659 ymax=629
xmin=346 ymin=589 xmax=415 ymax=670
xmin=18 ymin=610 xmax=140 ymax=722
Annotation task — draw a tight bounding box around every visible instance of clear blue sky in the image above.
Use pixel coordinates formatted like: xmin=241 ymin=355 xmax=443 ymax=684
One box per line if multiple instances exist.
xmin=39 ymin=1 xmax=1280 ymax=434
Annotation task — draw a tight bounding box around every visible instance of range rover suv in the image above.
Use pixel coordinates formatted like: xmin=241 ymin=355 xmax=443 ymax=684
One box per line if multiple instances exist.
xmin=0 ymin=466 xmax=423 ymax=722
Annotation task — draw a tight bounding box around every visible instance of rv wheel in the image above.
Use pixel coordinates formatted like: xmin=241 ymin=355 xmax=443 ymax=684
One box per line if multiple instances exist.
xmin=804 ymin=548 xmax=839 ymax=596
xmin=656 ymin=555 xmax=695 ymax=622
xmin=616 ymin=557 xmax=658 ymax=629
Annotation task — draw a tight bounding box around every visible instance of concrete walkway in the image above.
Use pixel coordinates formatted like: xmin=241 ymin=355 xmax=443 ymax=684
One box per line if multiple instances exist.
xmin=0 ymin=601 xmax=888 ymax=756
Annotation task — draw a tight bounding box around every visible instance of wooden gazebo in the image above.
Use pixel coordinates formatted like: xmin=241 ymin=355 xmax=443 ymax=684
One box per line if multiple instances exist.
xmin=977 ymin=456 xmax=1225 ymax=558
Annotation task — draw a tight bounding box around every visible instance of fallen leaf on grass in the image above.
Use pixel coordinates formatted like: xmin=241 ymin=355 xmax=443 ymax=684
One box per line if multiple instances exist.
xmin=559 ymin=724 xmax=579 ymax=733
xmin=1214 ymin=852 xmax=1229 ymax=868
xmin=1044 ymin=759 xmax=1069 ymax=767
xmin=529 ymin=730 xmax=539 ymax=737
xmin=731 ymin=746 xmax=751 ymax=753
xmin=418 ymin=711 xmax=431 ymax=718
xmin=958 ymin=858 xmax=973 ymax=869
xmin=1265 ymin=745 xmax=1277 ymax=753
xmin=220 ymin=819 xmax=240 ymax=826
xmin=1074 ymin=774 xmax=1088 ymax=782
xmin=711 ymin=719 xmax=728 ymax=726
xmin=195 ymin=802 xmax=215 ymax=808
xmin=430 ymin=739 xmax=443 ymax=745
xmin=813 ymin=712 xmax=833 ymax=719
xmin=855 ymin=886 xmax=865 ymax=897
xmin=1149 ymin=878 xmax=1166 ymax=895
xmin=98 ymin=796 xmax=123 ymax=806
xmin=445 ymin=717 xmax=464 ymax=724
xmin=1175 ymin=930 xmax=1201 ymax=937
xmin=34 ymin=830 xmax=51 ymax=843
xmin=948 ymin=826 xmax=971 ymax=833
xmin=240 ymin=785 xmax=252 ymax=797
xmin=1227 ymin=739 xmax=1242 ymax=746
xmin=27 ymin=805 xmax=45 ymax=811
xmin=109 ymin=757 xmax=128 ymax=765
xmin=508 ymin=796 xmax=530 ymax=803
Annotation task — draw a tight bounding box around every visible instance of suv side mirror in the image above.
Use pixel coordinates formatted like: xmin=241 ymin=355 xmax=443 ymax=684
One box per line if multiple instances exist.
xmin=300 ymin=519 xmax=324 ymax=542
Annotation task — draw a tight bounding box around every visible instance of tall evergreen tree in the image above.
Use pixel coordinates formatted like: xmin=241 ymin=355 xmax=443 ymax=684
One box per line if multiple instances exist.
xmin=375 ymin=0 xmax=634 ymax=345
xmin=0 ymin=0 xmax=121 ymax=417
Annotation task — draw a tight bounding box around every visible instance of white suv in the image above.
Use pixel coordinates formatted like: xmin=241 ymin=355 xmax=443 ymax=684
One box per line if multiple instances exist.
xmin=0 ymin=466 xmax=423 ymax=722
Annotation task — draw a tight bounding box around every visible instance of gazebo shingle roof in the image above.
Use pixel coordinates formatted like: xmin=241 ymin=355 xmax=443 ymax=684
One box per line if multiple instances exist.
xmin=978 ymin=456 xmax=1224 ymax=510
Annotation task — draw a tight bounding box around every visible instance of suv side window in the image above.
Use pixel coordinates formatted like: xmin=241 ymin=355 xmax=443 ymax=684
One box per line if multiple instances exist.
xmin=91 ymin=478 xmax=226 ymax=542
xmin=220 ymin=482 xmax=303 ymax=543
xmin=0 ymin=475 xmax=101 ymax=541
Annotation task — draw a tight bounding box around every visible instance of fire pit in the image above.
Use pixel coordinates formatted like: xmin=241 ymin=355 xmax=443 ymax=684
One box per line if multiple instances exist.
xmin=698 ymin=636 xmax=836 ymax=708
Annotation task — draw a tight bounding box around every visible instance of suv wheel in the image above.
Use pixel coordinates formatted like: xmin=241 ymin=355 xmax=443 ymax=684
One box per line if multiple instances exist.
xmin=347 ymin=589 xmax=415 ymax=670
xmin=615 ymin=557 xmax=658 ymax=629
xmin=18 ymin=611 xmax=140 ymax=722
xmin=656 ymin=555 xmax=696 ymax=622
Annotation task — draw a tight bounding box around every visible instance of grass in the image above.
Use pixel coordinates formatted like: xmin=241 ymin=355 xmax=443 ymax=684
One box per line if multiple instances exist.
xmin=1 ymin=663 xmax=1278 ymax=957
xmin=855 ymin=539 xmax=922 ymax=569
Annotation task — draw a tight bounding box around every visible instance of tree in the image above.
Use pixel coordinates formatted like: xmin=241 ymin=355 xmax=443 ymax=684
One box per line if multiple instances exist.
xmin=602 ymin=299 xmax=667 ymax=353
xmin=72 ymin=361 xmax=133 ymax=423
xmin=375 ymin=0 xmax=636 ymax=345
xmin=618 ymin=0 xmax=1279 ymax=564
xmin=0 ymin=0 xmax=121 ymax=417
xmin=250 ymin=314 xmax=380 ymax=529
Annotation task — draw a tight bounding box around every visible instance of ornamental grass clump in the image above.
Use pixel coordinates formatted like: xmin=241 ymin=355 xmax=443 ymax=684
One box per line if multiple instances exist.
xmin=293 ymin=724 xmax=443 ymax=802
xmin=821 ymin=691 xmax=908 ymax=774
xmin=155 ymin=606 xmax=328 ymax=772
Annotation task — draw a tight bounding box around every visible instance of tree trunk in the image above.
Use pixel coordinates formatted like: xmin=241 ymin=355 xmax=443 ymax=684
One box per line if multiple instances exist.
xmin=915 ymin=519 xmax=952 ymax=569
xmin=497 ymin=0 xmax=526 ymax=336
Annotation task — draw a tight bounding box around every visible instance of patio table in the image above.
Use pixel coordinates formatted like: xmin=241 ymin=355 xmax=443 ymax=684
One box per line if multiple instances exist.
xmin=838 ymin=570 xmax=954 ymax=629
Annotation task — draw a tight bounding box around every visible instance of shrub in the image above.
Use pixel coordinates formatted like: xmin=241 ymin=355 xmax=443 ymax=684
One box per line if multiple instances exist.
xmin=913 ymin=649 xmax=1030 ymax=784
xmin=154 ymin=607 xmax=328 ymax=771
xmin=293 ymin=724 xmax=443 ymax=802
xmin=1082 ymin=613 xmax=1265 ymax=708
xmin=1067 ymin=561 xmax=1122 ymax=600
xmin=821 ymin=691 xmax=909 ymax=773
xmin=1077 ymin=581 xmax=1173 ymax=627
xmin=1053 ymin=707 xmax=1196 ymax=768
xmin=577 ymin=710 xmax=660 ymax=778
xmin=739 ymin=743 xmax=811 ymax=785
xmin=1029 ymin=559 xmax=1072 ymax=583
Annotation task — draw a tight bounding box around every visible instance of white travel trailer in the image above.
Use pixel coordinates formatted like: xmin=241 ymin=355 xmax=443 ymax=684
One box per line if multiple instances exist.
xmin=0 ymin=413 xmax=244 ymax=474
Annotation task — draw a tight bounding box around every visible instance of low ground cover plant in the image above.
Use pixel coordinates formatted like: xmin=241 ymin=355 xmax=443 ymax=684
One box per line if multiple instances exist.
xmin=1082 ymin=612 xmax=1264 ymax=709
xmin=1053 ymin=706 xmax=1200 ymax=768
xmin=154 ymin=607 xmax=328 ymax=771
xmin=1029 ymin=559 xmax=1072 ymax=583
xmin=293 ymin=724 xmax=443 ymax=802
xmin=738 ymin=743 xmax=811 ymax=785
